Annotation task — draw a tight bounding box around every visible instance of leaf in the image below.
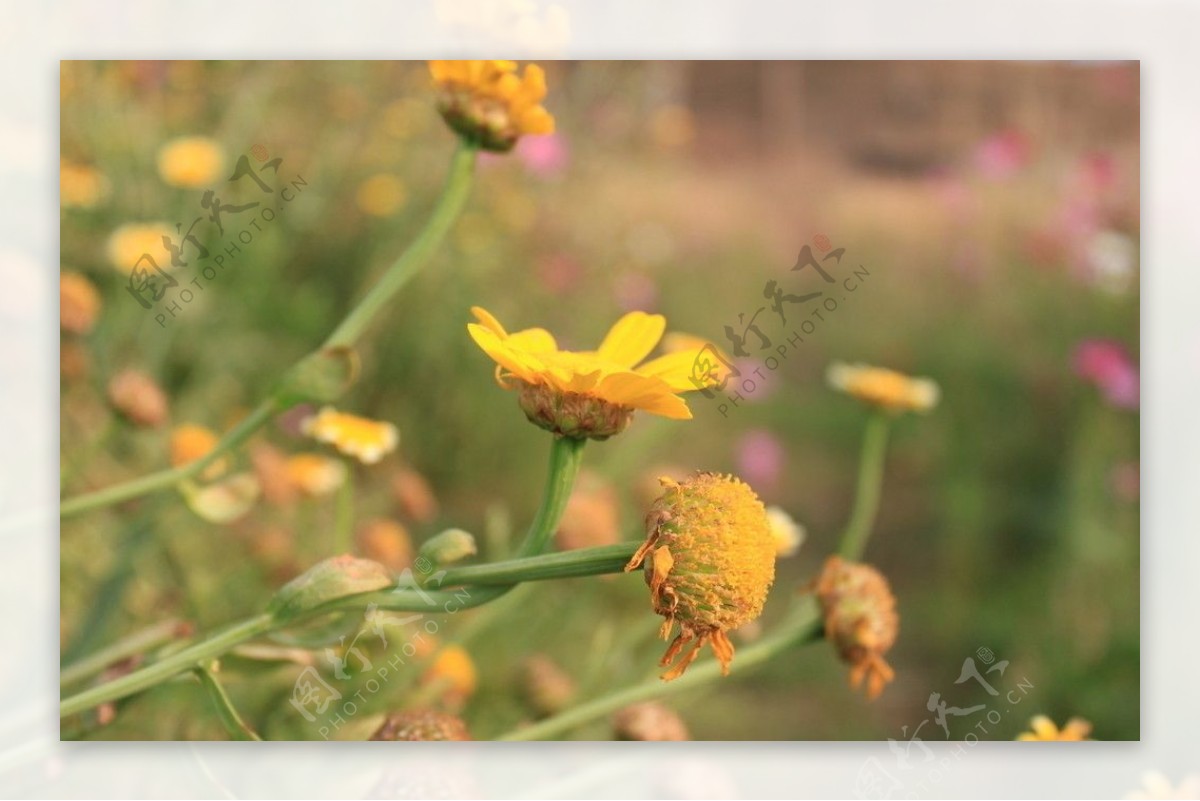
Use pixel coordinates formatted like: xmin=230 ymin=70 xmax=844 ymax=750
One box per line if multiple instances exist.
xmin=267 ymin=555 xmax=393 ymax=622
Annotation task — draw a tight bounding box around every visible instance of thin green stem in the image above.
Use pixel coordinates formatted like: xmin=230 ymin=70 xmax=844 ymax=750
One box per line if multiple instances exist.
xmin=838 ymin=413 xmax=891 ymax=561
xmin=499 ymin=600 xmax=824 ymax=741
xmin=192 ymin=663 xmax=262 ymax=741
xmin=60 ymin=399 xmax=279 ymax=519
xmin=439 ymin=542 xmax=637 ymax=586
xmin=60 ymin=144 xmax=477 ymax=519
xmin=60 ymin=617 xmax=189 ymax=687
xmin=60 ymin=434 xmax=587 ymax=720
xmin=324 ymin=143 xmax=477 ymax=348
xmin=60 ymin=614 xmax=274 ymax=719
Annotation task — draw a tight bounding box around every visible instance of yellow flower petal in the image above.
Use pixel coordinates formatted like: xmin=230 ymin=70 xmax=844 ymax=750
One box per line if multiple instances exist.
xmin=597 ymin=311 xmax=666 ymax=369
xmin=467 ymin=324 xmax=542 ymax=384
xmin=594 ymin=372 xmax=691 ymax=419
xmin=506 ymin=327 xmax=558 ymax=354
xmin=470 ymin=306 xmax=508 ymax=338
xmin=636 ymin=349 xmax=716 ymax=392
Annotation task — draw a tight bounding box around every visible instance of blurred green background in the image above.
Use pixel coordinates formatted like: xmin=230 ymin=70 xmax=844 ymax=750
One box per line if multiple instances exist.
xmin=60 ymin=61 xmax=1139 ymax=740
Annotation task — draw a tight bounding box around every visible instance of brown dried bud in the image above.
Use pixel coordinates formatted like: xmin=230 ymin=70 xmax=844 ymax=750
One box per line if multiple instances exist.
xmin=613 ymin=702 xmax=690 ymax=741
xmin=370 ymin=709 xmax=471 ymax=741
xmin=520 ymin=655 xmax=575 ymax=717
xmin=107 ymin=369 xmax=168 ymax=428
xmin=814 ymin=555 xmax=899 ymax=700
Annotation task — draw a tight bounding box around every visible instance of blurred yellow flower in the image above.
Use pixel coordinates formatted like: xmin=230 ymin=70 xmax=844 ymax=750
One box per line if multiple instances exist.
xmin=355 ymin=173 xmax=407 ymax=217
xmin=765 ymin=505 xmax=805 ymax=558
xmin=301 ymin=407 xmax=399 ymax=464
xmin=156 ymin=136 xmax=225 ymax=188
xmin=170 ymin=423 xmax=227 ymax=480
xmin=60 ymin=160 xmax=109 ymax=208
xmin=60 ymin=271 xmax=101 ymax=335
xmin=827 ymin=362 xmax=940 ymax=413
xmin=356 ymin=517 xmax=413 ymax=572
xmin=424 ymin=645 xmax=478 ymax=707
xmin=1016 ymin=715 xmax=1093 ymax=741
xmin=625 ymin=473 xmax=776 ymax=681
xmin=467 ymin=306 xmax=717 ymax=439
xmin=430 ymin=60 xmax=554 ymax=152
xmin=105 ymin=223 xmax=174 ymax=274
xmin=285 ymin=453 xmax=347 ymax=497
xmin=815 ymin=556 xmax=899 ymax=700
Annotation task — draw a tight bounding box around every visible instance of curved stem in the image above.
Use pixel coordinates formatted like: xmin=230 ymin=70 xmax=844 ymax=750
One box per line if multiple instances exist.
xmin=193 ymin=663 xmax=262 ymax=741
xmin=60 ymin=618 xmax=190 ymax=687
xmin=324 ymin=143 xmax=477 ymax=348
xmin=838 ymin=413 xmax=891 ymax=561
xmin=60 ymin=144 xmax=477 ymax=519
xmin=499 ymin=600 xmax=824 ymax=741
xmin=439 ymin=542 xmax=637 ymax=586
xmin=60 ymin=434 xmax=587 ymax=720
xmin=60 ymin=614 xmax=274 ymax=719
xmin=60 ymin=399 xmax=279 ymax=519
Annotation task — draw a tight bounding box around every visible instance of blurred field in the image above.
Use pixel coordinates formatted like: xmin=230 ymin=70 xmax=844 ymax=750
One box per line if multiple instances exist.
xmin=59 ymin=61 xmax=1139 ymax=741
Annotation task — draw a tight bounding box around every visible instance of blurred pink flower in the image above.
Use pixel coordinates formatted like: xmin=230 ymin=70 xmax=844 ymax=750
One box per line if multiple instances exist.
xmin=1073 ymin=339 xmax=1139 ymax=410
xmin=735 ymin=429 xmax=785 ymax=494
xmin=536 ymin=253 xmax=583 ymax=295
xmin=1074 ymin=151 xmax=1118 ymax=196
xmin=973 ymin=130 xmax=1030 ymax=180
xmin=733 ymin=357 xmax=778 ymax=402
xmin=613 ymin=272 xmax=659 ymax=312
xmin=516 ymin=132 xmax=569 ymax=177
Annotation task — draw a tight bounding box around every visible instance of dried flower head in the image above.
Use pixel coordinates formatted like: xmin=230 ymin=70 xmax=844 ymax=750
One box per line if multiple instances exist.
xmin=467 ymin=306 xmax=718 ymax=440
xmin=430 ymin=60 xmax=554 ymax=152
xmin=169 ymin=424 xmax=227 ymax=480
xmin=356 ymin=518 xmax=413 ymax=572
xmin=107 ymin=369 xmax=168 ymax=428
xmin=827 ymin=362 xmax=940 ymax=414
xmin=625 ymin=473 xmax=776 ymax=680
xmin=285 ymin=453 xmax=347 ymax=497
xmin=302 ymin=406 xmax=398 ymax=464
xmin=613 ymin=701 xmax=691 ymax=741
xmin=370 ymin=709 xmax=471 ymax=741
xmin=157 ymin=136 xmax=225 ymax=188
xmin=520 ymin=655 xmax=575 ymax=717
xmin=1016 ymin=715 xmax=1093 ymax=741
xmin=60 ymin=272 xmax=101 ymax=335
xmin=814 ymin=556 xmax=899 ymax=700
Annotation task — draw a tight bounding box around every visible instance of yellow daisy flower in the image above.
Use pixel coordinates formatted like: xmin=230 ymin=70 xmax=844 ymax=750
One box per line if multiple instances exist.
xmin=827 ymin=362 xmax=940 ymax=414
xmin=169 ymin=423 xmax=228 ymax=480
xmin=301 ymin=407 xmax=399 ymax=464
xmin=467 ymin=306 xmax=717 ymax=440
xmin=285 ymin=453 xmax=347 ymax=497
xmin=625 ymin=473 xmax=776 ymax=681
xmin=105 ymin=223 xmax=175 ymax=274
xmin=429 ymin=60 xmax=554 ymax=152
xmin=1017 ymin=715 xmax=1093 ymax=741
xmin=157 ymin=136 xmax=226 ymax=188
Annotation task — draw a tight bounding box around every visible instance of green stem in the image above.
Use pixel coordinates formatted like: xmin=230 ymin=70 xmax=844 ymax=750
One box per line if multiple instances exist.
xmin=60 ymin=614 xmax=274 ymax=719
xmin=439 ymin=542 xmax=637 ymax=586
xmin=60 ymin=617 xmax=189 ymax=687
xmin=499 ymin=600 xmax=824 ymax=741
xmin=192 ymin=662 xmax=262 ymax=741
xmin=838 ymin=413 xmax=891 ymax=561
xmin=324 ymin=143 xmax=477 ymax=348
xmin=60 ymin=144 xmax=478 ymax=519
xmin=60 ymin=399 xmax=278 ymax=519
xmin=60 ymin=434 xmax=586 ymax=719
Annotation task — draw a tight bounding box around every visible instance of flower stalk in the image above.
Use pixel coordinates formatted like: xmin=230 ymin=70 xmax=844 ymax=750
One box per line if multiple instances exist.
xmin=838 ymin=412 xmax=891 ymax=561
